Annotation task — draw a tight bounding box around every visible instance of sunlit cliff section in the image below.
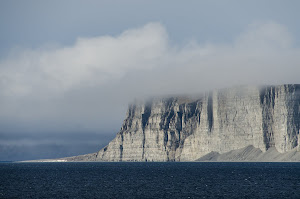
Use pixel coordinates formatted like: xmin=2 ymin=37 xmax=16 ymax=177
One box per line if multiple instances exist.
xmin=95 ymin=85 xmax=300 ymax=161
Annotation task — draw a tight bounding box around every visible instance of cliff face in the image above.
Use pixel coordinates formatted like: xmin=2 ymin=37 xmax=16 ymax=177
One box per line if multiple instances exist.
xmin=96 ymin=85 xmax=300 ymax=162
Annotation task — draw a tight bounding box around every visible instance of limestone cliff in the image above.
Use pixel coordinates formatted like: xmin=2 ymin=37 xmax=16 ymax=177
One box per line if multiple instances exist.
xmin=95 ymin=84 xmax=300 ymax=161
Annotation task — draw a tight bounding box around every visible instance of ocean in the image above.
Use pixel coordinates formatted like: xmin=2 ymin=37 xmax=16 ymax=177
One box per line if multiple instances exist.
xmin=1 ymin=162 xmax=299 ymax=198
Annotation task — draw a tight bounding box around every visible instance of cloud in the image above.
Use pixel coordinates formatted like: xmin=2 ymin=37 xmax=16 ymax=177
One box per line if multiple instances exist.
xmin=0 ymin=21 xmax=300 ymax=159
xmin=1 ymin=21 xmax=298 ymax=98
xmin=0 ymin=23 xmax=168 ymax=97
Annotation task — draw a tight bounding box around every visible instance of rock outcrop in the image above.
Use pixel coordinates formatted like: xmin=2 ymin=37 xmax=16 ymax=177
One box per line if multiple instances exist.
xmin=95 ymin=84 xmax=300 ymax=162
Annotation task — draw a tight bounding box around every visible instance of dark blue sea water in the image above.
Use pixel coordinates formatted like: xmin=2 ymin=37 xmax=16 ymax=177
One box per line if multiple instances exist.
xmin=0 ymin=162 xmax=300 ymax=199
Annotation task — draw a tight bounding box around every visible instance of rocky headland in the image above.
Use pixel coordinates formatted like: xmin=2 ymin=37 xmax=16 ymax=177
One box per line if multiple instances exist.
xmin=30 ymin=84 xmax=300 ymax=162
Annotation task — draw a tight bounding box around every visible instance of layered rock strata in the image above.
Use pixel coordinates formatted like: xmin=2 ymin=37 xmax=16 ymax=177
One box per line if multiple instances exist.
xmin=95 ymin=84 xmax=300 ymax=161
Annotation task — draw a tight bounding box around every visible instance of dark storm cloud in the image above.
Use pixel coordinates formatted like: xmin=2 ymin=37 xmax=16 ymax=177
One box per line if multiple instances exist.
xmin=0 ymin=131 xmax=114 ymax=161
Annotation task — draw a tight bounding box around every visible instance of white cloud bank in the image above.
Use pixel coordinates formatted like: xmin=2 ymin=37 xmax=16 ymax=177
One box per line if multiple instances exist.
xmin=0 ymin=21 xmax=299 ymax=134
xmin=0 ymin=23 xmax=168 ymax=96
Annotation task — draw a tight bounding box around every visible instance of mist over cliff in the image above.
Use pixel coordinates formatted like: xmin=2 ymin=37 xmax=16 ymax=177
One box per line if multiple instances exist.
xmin=90 ymin=84 xmax=299 ymax=162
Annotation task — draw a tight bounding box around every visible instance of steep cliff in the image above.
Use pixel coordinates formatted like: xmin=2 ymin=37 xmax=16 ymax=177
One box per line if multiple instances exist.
xmin=95 ymin=84 xmax=300 ymax=162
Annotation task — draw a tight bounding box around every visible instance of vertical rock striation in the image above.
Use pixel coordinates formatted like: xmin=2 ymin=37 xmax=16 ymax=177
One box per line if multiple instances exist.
xmin=96 ymin=85 xmax=300 ymax=161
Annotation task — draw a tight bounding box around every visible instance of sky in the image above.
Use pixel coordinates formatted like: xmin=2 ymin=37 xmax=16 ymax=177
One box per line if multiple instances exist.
xmin=1 ymin=0 xmax=300 ymax=161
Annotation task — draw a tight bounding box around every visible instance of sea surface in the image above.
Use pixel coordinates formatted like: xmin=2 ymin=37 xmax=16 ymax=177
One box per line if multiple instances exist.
xmin=0 ymin=162 xmax=300 ymax=199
